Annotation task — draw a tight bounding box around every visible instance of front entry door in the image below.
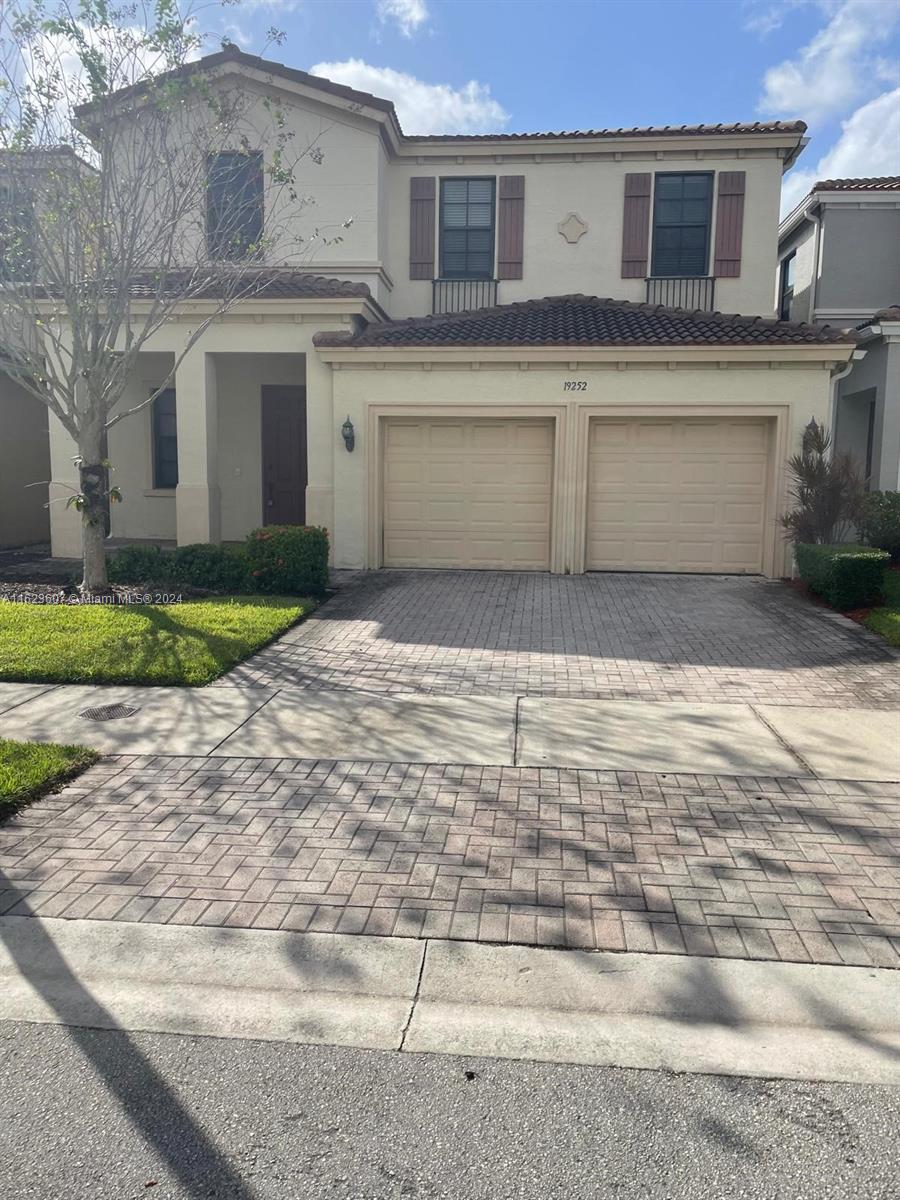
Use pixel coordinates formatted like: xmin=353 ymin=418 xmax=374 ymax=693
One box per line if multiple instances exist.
xmin=261 ymin=385 xmax=307 ymax=525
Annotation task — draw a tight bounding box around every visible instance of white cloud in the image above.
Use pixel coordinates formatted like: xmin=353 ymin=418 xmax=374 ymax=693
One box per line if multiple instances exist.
xmin=743 ymin=0 xmax=812 ymax=38
xmin=759 ymin=0 xmax=900 ymax=123
xmin=376 ymin=0 xmax=429 ymax=38
xmin=781 ymin=87 xmax=900 ymax=213
xmin=309 ymin=59 xmax=509 ymax=134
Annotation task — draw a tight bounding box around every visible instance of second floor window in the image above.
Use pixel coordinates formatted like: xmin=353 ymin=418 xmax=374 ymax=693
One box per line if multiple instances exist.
xmin=152 ymin=389 xmax=178 ymax=489
xmin=779 ymin=251 xmax=796 ymax=320
xmin=651 ymin=172 xmax=713 ymax=278
xmin=206 ymin=151 xmax=264 ymax=260
xmin=440 ymin=177 xmax=495 ymax=279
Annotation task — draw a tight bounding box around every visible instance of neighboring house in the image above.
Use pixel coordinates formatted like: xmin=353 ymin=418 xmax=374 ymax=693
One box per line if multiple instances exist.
xmin=19 ymin=47 xmax=858 ymax=578
xmin=778 ymin=177 xmax=900 ymax=491
xmin=0 ymin=151 xmax=66 ymax=547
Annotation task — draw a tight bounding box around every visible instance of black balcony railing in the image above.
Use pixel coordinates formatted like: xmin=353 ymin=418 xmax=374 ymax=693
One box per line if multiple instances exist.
xmin=432 ymin=277 xmax=498 ymax=314
xmin=646 ymin=276 xmax=716 ymax=311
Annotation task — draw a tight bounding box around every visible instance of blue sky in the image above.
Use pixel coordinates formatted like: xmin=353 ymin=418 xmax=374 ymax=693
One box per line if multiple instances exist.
xmin=218 ymin=0 xmax=900 ymax=211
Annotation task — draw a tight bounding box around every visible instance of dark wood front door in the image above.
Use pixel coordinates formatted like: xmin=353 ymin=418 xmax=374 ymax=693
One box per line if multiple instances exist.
xmin=261 ymin=385 xmax=307 ymax=525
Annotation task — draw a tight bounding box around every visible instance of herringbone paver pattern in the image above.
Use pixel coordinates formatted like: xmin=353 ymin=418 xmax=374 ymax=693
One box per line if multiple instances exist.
xmin=214 ymin=571 xmax=900 ymax=707
xmin=2 ymin=756 xmax=898 ymax=967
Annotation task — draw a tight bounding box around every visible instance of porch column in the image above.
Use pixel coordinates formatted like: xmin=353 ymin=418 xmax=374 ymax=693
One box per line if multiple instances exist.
xmin=175 ymin=347 xmax=221 ymax=545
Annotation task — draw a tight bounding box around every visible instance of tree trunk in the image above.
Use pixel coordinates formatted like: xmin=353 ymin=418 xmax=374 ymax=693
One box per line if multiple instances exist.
xmin=79 ymin=458 xmax=109 ymax=592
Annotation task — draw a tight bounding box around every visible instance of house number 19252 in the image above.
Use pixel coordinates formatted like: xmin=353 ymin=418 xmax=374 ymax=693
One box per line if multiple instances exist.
xmin=563 ymin=381 xmax=588 ymax=391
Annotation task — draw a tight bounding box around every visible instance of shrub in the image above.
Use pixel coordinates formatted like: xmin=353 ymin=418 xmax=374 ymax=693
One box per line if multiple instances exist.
xmin=108 ymin=542 xmax=251 ymax=592
xmin=795 ymin=543 xmax=889 ymax=610
xmin=168 ymin=543 xmax=251 ymax=591
xmin=108 ymin=544 xmax=169 ymax=584
xmin=780 ymin=420 xmax=865 ymax=545
xmin=245 ymin=525 xmax=329 ymax=595
xmin=857 ymin=491 xmax=900 ymax=562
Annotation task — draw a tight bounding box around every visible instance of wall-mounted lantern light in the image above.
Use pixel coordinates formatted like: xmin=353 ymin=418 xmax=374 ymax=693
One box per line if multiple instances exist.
xmin=341 ymin=416 xmax=355 ymax=452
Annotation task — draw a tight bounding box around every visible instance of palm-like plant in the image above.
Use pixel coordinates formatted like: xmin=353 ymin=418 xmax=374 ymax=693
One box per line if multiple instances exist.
xmin=780 ymin=419 xmax=865 ymax=545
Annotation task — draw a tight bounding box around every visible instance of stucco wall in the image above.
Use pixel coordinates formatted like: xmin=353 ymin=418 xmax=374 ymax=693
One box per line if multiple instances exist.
xmin=327 ymin=358 xmax=833 ymax=577
xmin=107 ymin=353 xmax=177 ymax=542
xmin=837 ymin=337 xmax=900 ymax=491
xmin=387 ymin=154 xmax=784 ymax=320
xmin=216 ymin=353 xmax=306 ymax=540
xmin=47 ymin=317 xmax=344 ymax=557
xmin=777 ymin=218 xmax=818 ymax=324
xmin=817 ymin=207 xmax=900 ymax=317
xmin=0 ymin=377 xmax=50 ymax=548
xmin=105 ymin=73 xmax=384 ymax=275
xmin=104 ymin=66 xmax=790 ymax=322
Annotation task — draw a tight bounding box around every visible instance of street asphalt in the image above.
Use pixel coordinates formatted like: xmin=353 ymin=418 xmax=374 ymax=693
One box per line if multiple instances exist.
xmin=0 ymin=1020 xmax=897 ymax=1200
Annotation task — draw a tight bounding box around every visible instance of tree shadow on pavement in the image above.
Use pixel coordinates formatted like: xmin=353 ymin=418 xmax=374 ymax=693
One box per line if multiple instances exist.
xmin=0 ymin=869 xmax=259 ymax=1200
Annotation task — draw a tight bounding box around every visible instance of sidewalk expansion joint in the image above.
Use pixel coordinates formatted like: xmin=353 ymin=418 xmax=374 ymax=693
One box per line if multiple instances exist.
xmin=748 ymin=703 xmax=818 ymax=777
xmin=205 ymin=688 xmax=282 ymax=756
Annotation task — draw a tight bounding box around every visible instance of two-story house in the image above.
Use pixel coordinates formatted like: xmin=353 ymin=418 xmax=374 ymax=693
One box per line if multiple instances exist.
xmin=14 ymin=47 xmax=857 ymax=578
xmin=778 ymin=177 xmax=900 ymax=492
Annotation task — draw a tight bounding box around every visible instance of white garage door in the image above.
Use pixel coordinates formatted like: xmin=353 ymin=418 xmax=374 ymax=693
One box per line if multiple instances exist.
xmin=382 ymin=417 xmax=553 ymax=569
xmin=586 ymin=417 xmax=771 ymax=573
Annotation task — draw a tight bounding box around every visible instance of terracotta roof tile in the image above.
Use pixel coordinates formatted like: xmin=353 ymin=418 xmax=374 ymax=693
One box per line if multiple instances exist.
xmin=409 ymin=120 xmax=807 ymax=143
xmin=313 ymin=295 xmax=855 ymax=350
xmin=30 ymin=269 xmax=370 ymax=302
xmin=858 ymin=306 xmax=900 ymax=328
xmin=123 ymin=269 xmax=370 ymax=300
xmin=813 ymin=176 xmax=900 ymax=192
xmin=79 ymin=47 xmax=806 ymax=145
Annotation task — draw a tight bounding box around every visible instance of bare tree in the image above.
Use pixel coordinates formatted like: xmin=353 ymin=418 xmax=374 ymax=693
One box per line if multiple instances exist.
xmin=0 ymin=0 xmax=346 ymax=589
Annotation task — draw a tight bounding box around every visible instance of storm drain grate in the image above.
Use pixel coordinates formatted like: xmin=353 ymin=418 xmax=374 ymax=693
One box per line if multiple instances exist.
xmin=78 ymin=703 xmax=141 ymax=722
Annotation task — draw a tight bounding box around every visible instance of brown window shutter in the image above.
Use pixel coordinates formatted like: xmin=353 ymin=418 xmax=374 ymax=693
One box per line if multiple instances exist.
xmin=409 ymin=177 xmax=435 ymax=280
xmin=620 ymin=173 xmax=652 ymax=279
xmin=497 ymin=175 xmax=525 ymax=280
xmin=713 ymin=171 xmax=746 ymax=278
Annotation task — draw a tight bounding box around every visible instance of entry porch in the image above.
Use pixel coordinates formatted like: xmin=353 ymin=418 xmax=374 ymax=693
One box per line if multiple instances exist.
xmin=47 ymin=315 xmax=345 ymax=560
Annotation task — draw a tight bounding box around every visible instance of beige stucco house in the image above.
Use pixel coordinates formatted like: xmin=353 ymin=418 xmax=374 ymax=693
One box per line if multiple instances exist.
xmin=8 ymin=47 xmax=858 ymax=578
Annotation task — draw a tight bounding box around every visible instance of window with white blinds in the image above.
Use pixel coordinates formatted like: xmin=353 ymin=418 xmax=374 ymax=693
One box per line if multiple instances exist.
xmin=439 ymin=177 xmax=495 ymax=279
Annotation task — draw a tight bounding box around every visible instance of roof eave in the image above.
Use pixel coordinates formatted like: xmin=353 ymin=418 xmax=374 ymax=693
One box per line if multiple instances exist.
xmin=315 ymin=342 xmax=856 ymax=364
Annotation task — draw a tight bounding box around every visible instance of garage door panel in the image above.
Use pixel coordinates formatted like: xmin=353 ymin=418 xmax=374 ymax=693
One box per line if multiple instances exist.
xmin=587 ymin=417 xmax=770 ymax=574
xmin=383 ymin=418 xmax=553 ymax=570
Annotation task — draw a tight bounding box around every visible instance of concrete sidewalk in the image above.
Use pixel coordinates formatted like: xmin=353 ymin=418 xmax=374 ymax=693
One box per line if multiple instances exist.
xmin=1 ymin=915 xmax=898 ymax=1085
xmin=0 ymin=681 xmax=897 ymax=780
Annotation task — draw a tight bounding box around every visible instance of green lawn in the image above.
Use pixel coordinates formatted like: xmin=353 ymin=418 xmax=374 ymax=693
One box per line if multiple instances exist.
xmin=865 ymin=569 xmax=900 ymax=647
xmin=0 ymin=596 xmax=314 ymax=686
xmin=0 ymin=739 xmax=99 ymax=817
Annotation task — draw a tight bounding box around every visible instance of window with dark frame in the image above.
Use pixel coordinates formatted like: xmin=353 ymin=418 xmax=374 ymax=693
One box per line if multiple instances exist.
xmin=779 ymin=250 xmax=796 ymax=321
xmin=440 ymin=177 xmax=495 ymax=279
xmin=650 ymin=173 xmax=713 ymax=277
xmin=206 ymin=151 xmax=264 ymax=260
xmin=152 ymin=389 xmax=178 ymax=489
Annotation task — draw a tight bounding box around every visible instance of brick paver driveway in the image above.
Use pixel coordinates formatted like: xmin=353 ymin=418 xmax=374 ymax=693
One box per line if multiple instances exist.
xmin=3 ymin=570 xmax=899 ymax=970
xmin=2 ymin=756 xmax=898 ymax=967
xmin=218 ymin=570 xmax=900 ymax=708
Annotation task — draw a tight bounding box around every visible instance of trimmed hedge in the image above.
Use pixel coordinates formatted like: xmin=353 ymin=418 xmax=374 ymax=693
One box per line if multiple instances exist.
xmin=857 ymin=491 xmax=900 ymax=562
xmin=795 ymin=543 xmax=889 ymax=611
xmin=109 ymin=543 xmax=251 ymax=591
xmin=246 ymin=525 xmax=330 ymax=595
xmin=108 ymin=526 xmax=329 ymax=596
